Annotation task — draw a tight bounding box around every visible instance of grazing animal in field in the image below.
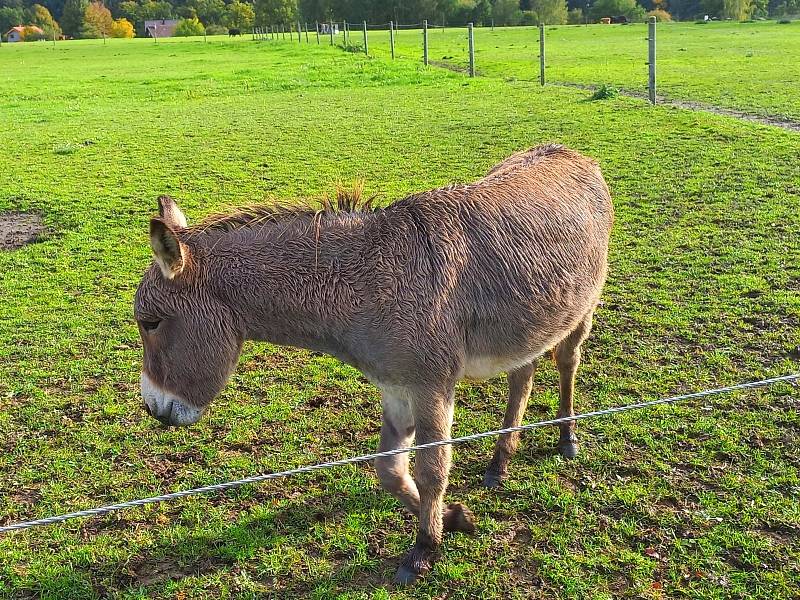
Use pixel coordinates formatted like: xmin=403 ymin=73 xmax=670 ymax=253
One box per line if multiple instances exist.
xmin=610 ymin=15 xmax=628 ymax=24
xmin=228 ymin=28 xmax=241 ymax=37
xmin=134 ymin=144 xmax=613 ymax=584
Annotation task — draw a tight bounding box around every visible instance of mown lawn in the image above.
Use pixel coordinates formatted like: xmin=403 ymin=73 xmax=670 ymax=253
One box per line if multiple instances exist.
xmin=364 ymin=20 xmax=800 ymax=120
xmin=1 ymin=36 xmax=799 ymax=599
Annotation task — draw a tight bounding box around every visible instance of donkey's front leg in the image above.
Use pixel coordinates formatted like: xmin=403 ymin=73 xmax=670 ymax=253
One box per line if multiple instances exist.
xmin=395 ymin=389 xmax=457 ymax=585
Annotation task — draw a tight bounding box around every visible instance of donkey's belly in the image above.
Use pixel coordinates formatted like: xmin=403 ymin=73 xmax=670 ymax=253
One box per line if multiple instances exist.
xmin=462 ymin=348 xmax=547 ymax=380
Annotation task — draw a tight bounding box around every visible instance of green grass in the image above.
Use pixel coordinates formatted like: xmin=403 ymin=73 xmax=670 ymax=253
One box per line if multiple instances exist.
xmin=365 ymin=21 xmax=800 ymax=120
xmin=1 ymin=35 xmax=799 ymax=599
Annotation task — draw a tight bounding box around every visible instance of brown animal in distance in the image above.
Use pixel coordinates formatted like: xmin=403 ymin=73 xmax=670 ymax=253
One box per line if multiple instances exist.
xmin=134 ymin=144 xmax=613 ymax=584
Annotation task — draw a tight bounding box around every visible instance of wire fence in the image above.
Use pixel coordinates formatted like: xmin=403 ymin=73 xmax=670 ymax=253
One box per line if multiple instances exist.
xmin=247 ymin=19 xmax=800 ymax=120
xmin=1 ymin=373 xmax=797 ymax=535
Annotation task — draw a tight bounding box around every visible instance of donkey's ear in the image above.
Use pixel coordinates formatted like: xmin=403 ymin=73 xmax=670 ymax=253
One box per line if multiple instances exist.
xmin=150 ymin=218 xmax=186 ymax=280
xmin=157 ymin=195 xmax=188 ymax=229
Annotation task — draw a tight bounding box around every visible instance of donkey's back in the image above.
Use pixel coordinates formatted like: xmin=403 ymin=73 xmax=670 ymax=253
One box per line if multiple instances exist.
xmin=377 ymin=144 xmax=613 ymax=382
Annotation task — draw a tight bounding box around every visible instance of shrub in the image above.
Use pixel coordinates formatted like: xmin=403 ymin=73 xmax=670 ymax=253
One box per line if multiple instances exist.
xmin=778 ymin=18 xmax=792 ymax=23
xmin=174 ymin=17 xmax=205 ymax=37
xmin=110 ymin=17 xmax=134 ymax=38
xmin=590 ymin=84 xmax=619 ymax=100
xmin=647 ymin=8 xmax=672 ymax=20
xmin=205 ymin=23 xmax=227 ymax=35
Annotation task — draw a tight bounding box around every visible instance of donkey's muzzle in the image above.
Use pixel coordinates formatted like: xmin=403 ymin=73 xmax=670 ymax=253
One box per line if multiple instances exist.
xmin=140 ymin=372 xmax=203 ymax=427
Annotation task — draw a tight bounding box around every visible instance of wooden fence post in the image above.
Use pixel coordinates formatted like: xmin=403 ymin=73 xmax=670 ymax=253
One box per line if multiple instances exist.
xmin=539 ymin=23 xmax=545 ymax=86
xmin=363 ymin=20 xmax=368 ymax=55
xmin=316 ymin=21 xmax=320 ymax=44
xmin=468 ymin=22 xmax=475 ymax=77
xmin=329 ymin=21 xmax=334 ymax=45
xmin=389 ymin=20 xmax=395 ymax=59
xmin=305 ymin=22 xmax=309 ymax=43
xmin=648 ymin=16 xmax=657 ymax=104
xmin=423 ymin=19 xmax=428 ymax=66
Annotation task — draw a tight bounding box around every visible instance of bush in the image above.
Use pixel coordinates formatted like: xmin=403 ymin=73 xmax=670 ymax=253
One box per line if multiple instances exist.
xmin=110 ymin=17 xmax=134 ymax=38
xmin=174 ymin=17 xmax=205 ymax=37
xmin=205 ymin=23 xmax=227 ymax=35
xmin=647 ymin=8 xmax=672 ymax=21
xmin=567 ymin=7 xmax=585 ymax=23
xmin=778 ymin=18 xmax=792 ymax=23
xmin=589 ymin=84 xmax=619 ymax=100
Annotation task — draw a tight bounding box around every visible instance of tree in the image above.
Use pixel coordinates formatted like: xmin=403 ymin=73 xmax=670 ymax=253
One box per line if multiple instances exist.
xmin=589 ymin=0 xmax=646 ymax=20
xmin=109 ymin=15 xmax=133 ymax=35
xmin=188 ymin=0 xmax=225 ymax=24
xmin=528 ymin=0 xmax=568 ymax=23
xmin=491 ymin=0 xmax=523 ymax=24
xmin=174 ymin=15 xmax=204 ymax=34
xmin=722 ymin=0 xmax=754 ymax=18
xmin=225 ymin=0 xmax=254 ymax=28
xmin=22 ymin=23 xmax=46 ymax=38
xmin=567 ymin=6 xmax=584 ymax=21
xmin=0 ymin=6 xmax=25 ymax=33
xmin=81 ymin=0 xmax=113 ymax=37
xmin=28 ymin=4 xmax=61 ymax=38
xmin=60 ymin=0 xmax=87 ymax=37
xmin=646 ymin=7 xmax=671 ymax=17
xmin=254 ymin=0 xmax=296 ymax=25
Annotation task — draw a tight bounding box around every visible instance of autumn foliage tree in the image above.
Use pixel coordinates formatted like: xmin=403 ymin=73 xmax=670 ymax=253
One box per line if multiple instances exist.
xmin=81 ymin=1 xmax=113 ymax=37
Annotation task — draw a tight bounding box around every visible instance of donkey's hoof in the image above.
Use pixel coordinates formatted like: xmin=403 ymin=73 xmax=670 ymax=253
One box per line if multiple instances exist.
xmin=482 ymin=469 xmax=506 ymax=488
xmin=444 ymin=502 xmax=476 ymax=534
xmin=394 ymin=550 xmax=431 ymax=586
xmin=394 ymin=565 xmax=422 ymax=586
xmin=557 ymin=440 xmax=579 ymax=459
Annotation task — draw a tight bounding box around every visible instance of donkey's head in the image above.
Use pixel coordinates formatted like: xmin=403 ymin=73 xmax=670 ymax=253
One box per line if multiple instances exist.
xmin=134 ymin=196 xmax=243 ymax=427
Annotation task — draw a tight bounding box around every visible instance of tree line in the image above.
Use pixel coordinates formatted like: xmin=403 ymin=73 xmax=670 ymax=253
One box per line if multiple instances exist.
xmin=2 ymin=0 xmax=797 ymax=41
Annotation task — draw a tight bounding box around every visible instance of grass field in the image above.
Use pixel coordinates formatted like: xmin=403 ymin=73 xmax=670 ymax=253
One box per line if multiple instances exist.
xmin=1 ymin=35 xmax=799 ymax=599
xmin=361 ymin=20 xmax=800 ymax=120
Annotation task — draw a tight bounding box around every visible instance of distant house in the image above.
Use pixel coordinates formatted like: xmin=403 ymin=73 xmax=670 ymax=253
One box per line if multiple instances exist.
xmin=144 ymin=19 xmax=179 ymax=38
xmin=4 ymin=25 xmax=44 ymax=43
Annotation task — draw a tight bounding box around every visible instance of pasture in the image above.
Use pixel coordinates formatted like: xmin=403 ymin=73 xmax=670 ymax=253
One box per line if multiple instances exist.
xmin=1 ymin=30 xmax=799 ymax=599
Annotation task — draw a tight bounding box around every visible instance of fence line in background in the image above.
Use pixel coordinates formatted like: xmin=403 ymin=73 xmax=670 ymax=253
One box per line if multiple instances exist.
xmin=1 ymin=374 xmax=797 ymax=535
xmin=248 ymin=20 xmax=660 ymax=95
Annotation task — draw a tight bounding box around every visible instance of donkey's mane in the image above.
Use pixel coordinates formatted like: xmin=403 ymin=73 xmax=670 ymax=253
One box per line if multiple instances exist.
xmin=187 ymin=182 xmax=377 ymax=235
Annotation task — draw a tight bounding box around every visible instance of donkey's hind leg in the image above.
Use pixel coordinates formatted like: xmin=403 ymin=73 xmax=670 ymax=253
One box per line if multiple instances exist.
xmin=483 ymin=360 xmax=537 ymax=488
xmin=553 ymin=310 xmax=595 ymax=459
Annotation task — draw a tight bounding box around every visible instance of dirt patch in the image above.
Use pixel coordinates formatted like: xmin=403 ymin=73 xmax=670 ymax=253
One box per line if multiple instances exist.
xmin=0 ymin=212 xmax=45 ymax=250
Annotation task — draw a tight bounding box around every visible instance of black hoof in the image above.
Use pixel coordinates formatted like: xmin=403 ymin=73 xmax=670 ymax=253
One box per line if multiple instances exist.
xmin=394 ymin=564 xmax=422 ymax=586
xmin=557 ymin=440 xmax=579 ymax=459
xmin=443 ymin=502 xmax=476 ymax=534
xmin=482 ymin=469 xmax=506 ymax=488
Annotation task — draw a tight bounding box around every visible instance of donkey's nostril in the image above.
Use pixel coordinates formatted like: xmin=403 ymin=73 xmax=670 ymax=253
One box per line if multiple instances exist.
xmin=143 ymin=403 xmax=152 ymax=416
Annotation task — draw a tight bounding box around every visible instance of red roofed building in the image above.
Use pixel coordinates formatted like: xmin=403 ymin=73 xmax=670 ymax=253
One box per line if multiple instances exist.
xmin=4 ymin=25 xmax=45 ymax=42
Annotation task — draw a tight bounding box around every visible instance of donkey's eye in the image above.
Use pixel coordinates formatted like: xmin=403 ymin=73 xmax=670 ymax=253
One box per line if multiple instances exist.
xmin=140 ymin=319 xmax=161 ymax=333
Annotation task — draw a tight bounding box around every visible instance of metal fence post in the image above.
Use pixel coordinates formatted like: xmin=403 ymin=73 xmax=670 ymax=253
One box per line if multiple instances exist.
xmin=329 ymin=21 xmax=334 ymax=45
xmin=468 ymin=22 xmax=475 ymax=77
xmin=316 ymin=21 xmax=320 ymax=44
xmin=389 ymin=20 xmax=395 ymax=59
xmin=539 ymin=23 xmax=545 ymax=86
xmin=423 ymin=19 xmax=428 ymax=66
xmin=363 ymin=20 xmax=368 ymax=55
xmin=648 ymin=16 xmax=657 ymax=104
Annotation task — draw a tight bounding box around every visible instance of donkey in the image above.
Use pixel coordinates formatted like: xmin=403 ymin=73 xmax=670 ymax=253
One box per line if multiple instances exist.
xmin=134 ymin=144 xmax=613 ymax=584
